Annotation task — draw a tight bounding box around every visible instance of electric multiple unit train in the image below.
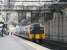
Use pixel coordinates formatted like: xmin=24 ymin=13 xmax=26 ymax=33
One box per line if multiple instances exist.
xmin=15 ymin=23 xmax=48 ymax=41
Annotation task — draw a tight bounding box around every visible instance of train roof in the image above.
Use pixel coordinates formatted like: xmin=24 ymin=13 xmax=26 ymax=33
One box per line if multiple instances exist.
xmin=25 ymin=23 xmax=44 ymax=27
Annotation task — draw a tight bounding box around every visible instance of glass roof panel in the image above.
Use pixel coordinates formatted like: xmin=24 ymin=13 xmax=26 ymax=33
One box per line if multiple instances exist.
xmin=0 ymin=0 xmax=60 ymax=10
xmin=0 ymin=0 xmax=59 ymax=6
xmin=10 ymin=0 xmax=52 ymax=6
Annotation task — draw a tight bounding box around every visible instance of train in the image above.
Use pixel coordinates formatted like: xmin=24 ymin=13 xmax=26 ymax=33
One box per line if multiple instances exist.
xmin=15 ymin=23 xmax=48 ymax=42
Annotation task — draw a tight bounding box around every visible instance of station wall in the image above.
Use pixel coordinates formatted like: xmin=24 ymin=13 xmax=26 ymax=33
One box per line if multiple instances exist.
xmin=46 ymin=12 xmax=67 ymax=43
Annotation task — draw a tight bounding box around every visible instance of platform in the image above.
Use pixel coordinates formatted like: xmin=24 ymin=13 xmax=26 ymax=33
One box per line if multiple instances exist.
xmin=0 ymin=35 xmax=50 ymax=50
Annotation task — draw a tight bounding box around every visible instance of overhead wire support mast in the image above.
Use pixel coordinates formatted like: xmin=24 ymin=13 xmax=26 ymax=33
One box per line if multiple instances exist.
xmin=1 ymin=1 xmax=4 ymax=22
xmin=0 ymin=1 xmax=4 ymax=36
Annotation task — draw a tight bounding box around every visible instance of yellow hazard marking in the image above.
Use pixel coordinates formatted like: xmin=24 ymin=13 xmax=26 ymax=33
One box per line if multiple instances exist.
xmin=12 ymin=35 xmax=50 ymax=50
xmin=23 ymin=39 xmax=50 ymax=50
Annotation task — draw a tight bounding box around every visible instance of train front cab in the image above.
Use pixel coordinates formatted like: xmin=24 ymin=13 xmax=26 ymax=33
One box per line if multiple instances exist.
xmin=28 ymin=25 xmax=47 ymax=42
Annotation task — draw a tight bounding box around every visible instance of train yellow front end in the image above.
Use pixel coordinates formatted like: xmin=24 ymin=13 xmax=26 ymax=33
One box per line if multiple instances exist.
xmin=28 ymin=23 xmax=47 ymax=42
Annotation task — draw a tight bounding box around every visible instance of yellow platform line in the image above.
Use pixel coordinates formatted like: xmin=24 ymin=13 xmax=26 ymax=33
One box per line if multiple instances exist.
xmin=23 ymin=40 xmax=51 ymax=50
xmin=12 ymin=35 xmax=51 ymax=50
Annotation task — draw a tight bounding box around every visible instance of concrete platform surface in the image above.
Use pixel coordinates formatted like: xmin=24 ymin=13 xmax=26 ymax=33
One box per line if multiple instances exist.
xmin=0 ymin=35 xmax=50 ymax=50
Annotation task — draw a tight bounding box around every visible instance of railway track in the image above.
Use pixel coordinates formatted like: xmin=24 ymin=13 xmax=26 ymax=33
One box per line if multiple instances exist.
xmin=37 ymin=40 xmax=67 ymax=50
xmin=15 ymin=35 xmax=67 ymax=50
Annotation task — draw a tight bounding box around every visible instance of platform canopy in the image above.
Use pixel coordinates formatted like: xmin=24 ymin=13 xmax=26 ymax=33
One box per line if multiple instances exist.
xmin=0 ymin=0 xmax=60 ymax=6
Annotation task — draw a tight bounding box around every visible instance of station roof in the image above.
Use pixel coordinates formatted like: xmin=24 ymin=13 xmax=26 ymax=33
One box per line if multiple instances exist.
xmin=0 ymin=0 xmax=60 ymax=6
xmin=10 ymin=0 xmax=51 ymax=6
